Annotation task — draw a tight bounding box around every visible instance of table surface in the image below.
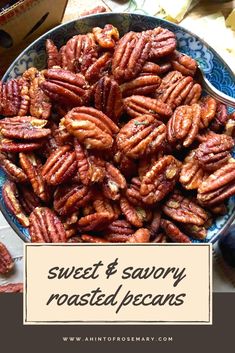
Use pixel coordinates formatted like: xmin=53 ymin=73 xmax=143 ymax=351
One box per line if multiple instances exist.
xmin=0 ymin=0 xmax=235 ymax=292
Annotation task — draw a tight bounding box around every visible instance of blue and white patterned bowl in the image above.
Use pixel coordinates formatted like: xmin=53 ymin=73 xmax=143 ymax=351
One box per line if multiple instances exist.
xmin=1 ymin=13 xmax=235 ymax=243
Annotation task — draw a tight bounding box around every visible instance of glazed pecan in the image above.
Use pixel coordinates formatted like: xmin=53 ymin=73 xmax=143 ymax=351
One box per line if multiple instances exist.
xmin=0 ymin=79 xmax=22 ymax=116
xmin=120 ymin=75 xmax=161 ymax=97
xmin=85 ymin=52 xmax=112 ymax=83
xmin=89 ymin=154 xmax=106 ymax=183
xmin=140 ymin=155 xmax=181 ymax=204
xmin=197 ymin=162 xmax=235 ymax=206
xmin=148 ymin=210 xmax=161 ymax=240
xmin=0 ymin=138 xmax=43 ymax=153
xmin=53 ymin=183 xmax=92 ymax=215
xmin=93 ymin=24 xmax=119 ymax=48
xmin=151 ymin=233 xmax=168 ymax=243
xmin=29 ymin=207 xmax=67 ymax=242
xmin=112 ymin=31 xmax=151 ymax=82
xmin=94 ymin=76 xmax=123 ymax=122
xmin=225 ymin=114 xmax=235 ymax=137
xmin=41 ymin=145 xmax=77 ymax=185
xmin=124 ymin=95 xmax=172 ymax=119
xmin=41 ymin=68 xmax=90 ymax=107
xmin=126 ymin=228 xmax=150 ymax=243
xmin=46 ymin=39 xmax=61 ymax=68
xmin=102 ymin=162 xmax=127 ymax=200
xmin=0 ymin=283 xmax=23 ymax=293
xmin=163 ymin=191 xmax=209 ymax=226
xmin=142 ymin=61 xmax=172 ymax=76
xmin=61 ymin=33 xmax=98 ymax=74
xmin=0 ymin=152 xmax=27 ymax=183
xmin=19 ymin=153 xmax=49 ymax=202
xmin=181 ymin=224 xmax=207 ymax=240
xmin=195 ymin=134 xmax=234 ymax=172
xmin=81 ymin=234 xmax=108 ymax=243
xmin=2 ymin=181 xmax=29 ymax=227
xmin=170 ymin=51 xmax=197 ymax=77
xmin=114 ymin=151 xmax=138 ymax=179
xmin=78 ymin=212 xmax=113 ymax=232
xmin=160 ymin=219 xmax=191 ymax=243
xmin=179 ymin=150 xmax=207 ymax=190
xmin=210 ymin=102 xmax=229 ymax=132
xmin=0 ymin=242 xmax=14 ymax=274
xmin=126 ymin=177 xmax=143 ymax=206
xmin=207 ymin=203 xmax=227 ymax=216
xmin=145 ymin=27 xmax=176 ymax=59
xmin=93 ymin=193 xmax=118 ymax=219
xmin=199 ymin=96 xmax=217 ymax=128
xmin=74 ymin=139 xmax=90 ymax=185
xmin=120 ymin=196 xmax=151 ymax=227
xmin=18 ymin=185 xmax=41 ymax=215
xmin=0 ymin=116 xmax=51 ymax=140
xmin=63 ymin=107 xmax=119 ymax=150
xmin=103 ymin=219 xmax=134 ymax=242
xmin=167 ymin=104 xmax=201 ymax=148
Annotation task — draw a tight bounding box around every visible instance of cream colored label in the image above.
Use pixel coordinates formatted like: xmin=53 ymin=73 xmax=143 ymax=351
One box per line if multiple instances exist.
xmin=24 ymin=244 xmax=212 ymax=325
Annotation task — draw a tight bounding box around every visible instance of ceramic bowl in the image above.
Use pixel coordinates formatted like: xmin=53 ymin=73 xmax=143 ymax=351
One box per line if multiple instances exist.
xmin=1 ymin=13 xmax=235 ymax=243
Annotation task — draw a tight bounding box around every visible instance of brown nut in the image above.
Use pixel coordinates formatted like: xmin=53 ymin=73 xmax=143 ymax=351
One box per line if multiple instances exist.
xmin=18 ymin=185 xmax=42 ymax=215
xmin=29 ymin=207 xmax=67 ymax=243
xmin=78 ymin=212 xmax=113 ymax=232
xmin=0 ymin=138 xmax=44 ymax=153
xmin=81 ymin=234 xmax=109 ymax=243
xmin=0 ymin=241 xmax=14 ymax=274
xmin=126 ymin=177 xmax=144 ymax=207
xmin=120 ymin=75 xmax=161 ymax=97
xmin=199 ymin=96 xmax=217 ymax=128
xmin=102 ymin=162 xmax=127 ymax=200
xmin=160 ymin=219 xmax=191 ymax=243
xmin=88 ymin=154 xmax=106 ymax=183
xmin=74 ymin=139 xmax=90 ymax=185
xmin=116 ymin=115 xmax=166 ymax=159
xmin=170 ymin=51 xmax=197 ymax=76
xmin=195 ymin=134 xmax=234 ymax=172
xmin=2 ymin=181 xmax=29 ymax=227
xmin=112 ymin=32 xmax=151 ymax=82
xmin=0 ymin=79 xmax=22 ymax=116
xmin=145 ymin=27 xmax=176 ymax=59
xmin=0 ymin=116 xmax=51 ymax=140
xmin=126 ymin=228 xmax=150 ymax=243
xmin=210 ymin=102 xmax=229 ymax=132
xmin=94 ymin=76 xmax=123 ymax=122
xmin=0 ymin=151 xmax=27 ymax=183
xmin=163 ymin=191 xmax=209 ymax=226
xmin=41 ymin=145 xmax=77 ymax=185
xmin=63 ymin=106 xmax=119 ymax=150
xmin=148 ymin=210 xmax=162 ymax=240
xmin=93 ymin=24 xmax=119 ymax=48
xmin=179 ymin=150 xmax=207 ymax=190
xmin=124 ymin=95 xmax=172 ymax=119
xmin=85 ymin=52 xmax=112 ymax=83
xmin=120 ymin=196 xmax=150 ymax=227
xmin=103 ymin=219 xmax=134 ymax=242
xmin=140 ymin=155 xmax=181 ymax=204
xmin=197 ymin=161 xmax=235 ymax=206
xmin=181 ymin=224 xmax=207 ymax=240
xmin=167 ymin=104 xmax=201 ymax=148
xmin=142 ymin=61 xmax=172 ymax=76
xmin=0 ymin=283 xmax=23 ymax=293
xmin=45 ymin=39 xmax=61 ymax=68
xmin=41 ymin=68 xmax=90 ymax=107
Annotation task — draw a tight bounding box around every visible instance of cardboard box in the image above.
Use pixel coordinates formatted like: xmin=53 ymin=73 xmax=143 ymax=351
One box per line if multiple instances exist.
xmin=0 ymin=0 xmax=68 ymax=77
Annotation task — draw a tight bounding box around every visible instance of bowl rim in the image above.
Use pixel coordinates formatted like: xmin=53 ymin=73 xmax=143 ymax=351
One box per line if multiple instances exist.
xmin=1 ymin=12 xmax=235 ymax=244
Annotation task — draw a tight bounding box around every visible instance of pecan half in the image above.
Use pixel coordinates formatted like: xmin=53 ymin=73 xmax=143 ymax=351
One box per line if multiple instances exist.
xmin=112 ymin=32 xmax=151 ymax=82
xmin=126 ymin=177 xmax=143 ymax=207
xmin=63 ymin=107 xmax=119 ymax=150
xmin=29 ymin=207 xmax=67 ymax=243
xmin=0 ymin=79 xmax=21 ymax=116
xmin=0 ymin=283 xmax=23 ymax=293
xmin=181 ymin=224 xmax=207 ymax=240
xmin=0 ymin=152 xmax=27 ymax=183
xmin=89 ymin=154 xmax=106 ymax=183
xmin=46 ymin=39 xmax=61 ymax=68
xmin=116 ymin=115 xmax=166 ymax=159
xmin=0 ymin=242 xmax=14 ymax=274
xmin=2 ymin=181 xmax=29 ymax=227
xmin=103 ymin=219 xmax=134 ymax=242
xmin=120 ymin=75 xmax=161 ymax=97
xmin=197 ymin=162 xmax=235 ymax=206
xmin=126 ymin=228 xmax=150 ymax=243
xmin=78 ymin=212 xmax=113 ymax=232
xmin=94 ymin=76 xmax=123 ymax=122
xmin=167 ymin=104 xmax=201 ymax=148
xmin=145 ymin=27 xmax=176 ymax=59
xmin=170 ymin=51 xmax=197 ymax=76
xmin=18 ymin=185 xmax=42 ymax=215
xmin=120 ymin=196 xmax=150 ymax=227
xmin=93 ymin=24 xmax=119 ymax=48
xmin=142 ymin=61 xmax=172 ymax=76
xmin=140 ymin=155 xmax=181 ymax=204
xmin=210 ymin=102 xmax=229 ymax=132
xmin=74 ymin=139 xmax=90 ymax=185
xmin=124 ymin=95 xmax=172 ymax=119
xmin=41 ymin=145 xmax=77 ymax=185
xmin=81 ymin=234 xmax=108 ymax=243
xmin=148 ymin=210 xmax=162 ymax=240
xmin=102 ymin=162 xmax=126 ymax=200
xmin=195 ymin=134 xmax=234 ymax=172
xmin=85 ymin=52 xmax=112 ymax=83
xmin=0 ymin=138 xmax=43 ymax=153
xmin=199 ymin=96 xmax=217 ymax=128
xmin=179 ymin=150 xmax=207 ymax=190
xmin=160 ymin=219 xmax=191 ymax=243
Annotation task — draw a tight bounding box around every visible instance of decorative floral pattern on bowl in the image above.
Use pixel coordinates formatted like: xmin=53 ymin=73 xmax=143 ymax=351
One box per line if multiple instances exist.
xmin=1 ymin=13 xmax=235 ymax=243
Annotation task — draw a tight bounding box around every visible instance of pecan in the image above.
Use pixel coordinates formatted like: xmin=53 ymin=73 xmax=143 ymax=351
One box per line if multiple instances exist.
xmin=93 ymin=24 xmax=119 ymax=48
xmin=195 ymin=129 xmax=218 ymax=143
xmin=0 ymin=152 xmax=27 ymax=183
xmin=160 ymin=219 xmax=191 ymax=243
xmin=0 ymin=116 xmax=51 ymax=140
xmin=140 ymin=155 xmax=181 ymax=204
xmin=41 ymin=145 xmax=77 ymax=185
xmin=62 ymin=212 xmax=80 ymax=238
xmin=81 ymin=234 xmax=108 ymax=243
xmin=89 ymin=154 xmax=106 ymax=183
xmin=0 ymin=283 xmax=23 ymax=293
xmin=120 ymin=75 xmax=161 ymax=97
xmin=102 ymin=162 xmax=127 ymax=200
xmin=53 ymin=183 xmax=92 ymax=215
xmin=207 ymin=203 xmax=227 ymax=216
xmin=126 ymin=177 xmax=143 ymax=206
xmin=126 ymin=228 xmax=150 ymax=243
xmin=196 ymin=134 xmax=234 ymax=172
xmin=61 ymin=33 xmax=98 ymax=74
xmin=103 ymin=219 xmax=134 ymax=242
xmin=197 ymin=162 xmax=235 ymax=206
xmin=124 ymin=95 xmax=172 ymax=119
xmin=138 ymin=153 xmax=162 ymax=179
xmin=46 ymin=39 xmax=61 ymax=68
xmin=2 ymin=181 xmax=29 ymax=227
xmin=163 ymin=191 xmax=209 ymax=226
xmin=210 ymin=103 xmax=229 ymax=132
xmin=148 ymin=210 xmax=162 ymax=240
xmin=179 ymin=150 xmax=207 ymax=190
xmin=94 ymin=76 xmax=123 ymax=122
xmin=167 ymin=104 xmax=201 ymax=148
xmin=67 ymin=236 xmax=83 ymax=243
xmin=181 ymin=224 xmax=207 ymax=240
xmin=114 ymin=151 xmax=138 ymax=179
xmin=78 ymin=212 xmax=113 ymax=232
xmin=151 ymin=233 xmax=168 ymax=243
xmin=142 ymin=61 xmax=172 ymax=76
xmin=0 ymin=242 xmax=14 ymax=274
xmin=199 ymin=96 xmax=217 ymax=128
xmin=63 ymin=107 xmax=119 ymax=150
xmin=19 ymin=153 xmax=49 ymax=202
xmin=170 ymin=51 xmax=197 ymax=76
xmin=0 ymin=79 xmax=21 ymax=116
xmin=29 ymin=207 xmax=67 ymax=243
xmin=112 ymin=32 xmax=151 ymax=82
xmin=80 ymin=5 xmax=107 ymax=16
xmin=85 ymin=52 xmax=112 ymax=83
xmin=74 ymin=139 xmax=90 ymax=185
xmin=93 ymin=193 xmax=117 ymax=219
xmin=0 ymin=138 xmax=43 ymax=153
xmin=116 ymin=115 xmax=166 ymax=159
xmin=18 ymin=185 xmax=42 ymax=215
xmin=41 ymin=68 xmax=90 ymax=107
xmin=145 ymin=27 xmax=176 ymax=59
xmin=120 ymin=196 xmax=149 ymax=227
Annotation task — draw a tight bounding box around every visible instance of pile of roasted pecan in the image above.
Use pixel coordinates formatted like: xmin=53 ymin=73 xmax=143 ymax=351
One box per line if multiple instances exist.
xmin=0 ymin=24 xmax=235 ymax=244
